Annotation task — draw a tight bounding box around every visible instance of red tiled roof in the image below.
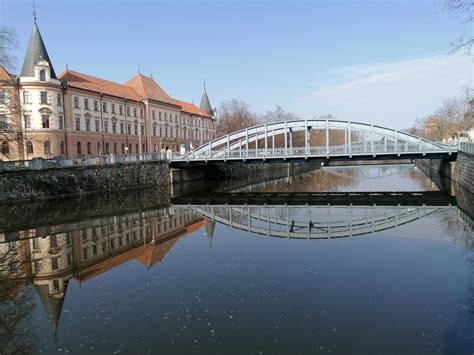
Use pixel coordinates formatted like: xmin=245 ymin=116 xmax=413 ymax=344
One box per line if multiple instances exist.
xmin=172 ymin=99 xmax=212 ymax=117
xmin=0 ymin=65 xmax=12 ymax=81
xmin=125 ymin=74 xmax=178 ymax=105
xmin=58 ymin=70 xmax=141 ymax=101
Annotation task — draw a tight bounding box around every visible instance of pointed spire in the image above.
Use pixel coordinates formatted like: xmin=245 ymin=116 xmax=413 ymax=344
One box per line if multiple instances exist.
xmin=20 ymin=20 xmax=57 ymax=78
xmin=34 ymin=281 xmax=69 ymax=335
xmin=205 ymin=219 xmax=216 ymax=240
xmin=199 ymin=83 xmax=214 ymax=116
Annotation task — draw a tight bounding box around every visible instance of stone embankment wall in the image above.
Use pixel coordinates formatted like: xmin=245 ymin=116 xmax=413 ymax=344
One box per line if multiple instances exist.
xmin=415 ymin=151 xmax=472 ymax=194
xmin=0 ymin=161 xmax=170 ymax=203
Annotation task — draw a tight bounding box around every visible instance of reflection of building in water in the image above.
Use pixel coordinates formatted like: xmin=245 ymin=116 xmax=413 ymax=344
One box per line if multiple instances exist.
xmin=0 ymin=209 xmax=212 ymax=333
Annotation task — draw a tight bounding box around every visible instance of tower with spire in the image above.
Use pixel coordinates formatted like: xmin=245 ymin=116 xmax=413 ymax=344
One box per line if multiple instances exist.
xmin=199 ymin=83 xmax=215 ymax=118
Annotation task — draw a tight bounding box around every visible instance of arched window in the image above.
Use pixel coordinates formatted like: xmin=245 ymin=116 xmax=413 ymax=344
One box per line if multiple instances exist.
xmin=39 ymin=70 xmax=46 ymax=81
xmin=26 ymin=141 xmax=33 ymax=154
xmin=121 ymin=143 xmax=125 ymax=154
xmin=105 ymin=142 xmax=109 ymax=154
xmin=60 ymin=141 xmax=65 ymax=155
xmin=44 ymin=141 xmax=51 ymax=155
xmin=128 ymin=144 xmax=132 ymax=153
xmin=114 ymin=143 xmax=117 ymax=154
xmin=77 ymin=142 xmax=82 ymax=155
xmin=136 ymin=144 xmax=139 ymax=153
xmin=87 ymin=142 xmax=91 ymax=155
xmin=1 ymin=141 xmax=9 ymax=155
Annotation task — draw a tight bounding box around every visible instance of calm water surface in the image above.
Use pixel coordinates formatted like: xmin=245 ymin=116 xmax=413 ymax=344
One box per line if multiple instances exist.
xmin=0 ymin=165 xmax=473 ymax=354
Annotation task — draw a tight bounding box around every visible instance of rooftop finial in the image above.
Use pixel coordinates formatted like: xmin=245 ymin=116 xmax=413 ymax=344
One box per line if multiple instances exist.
xmin=33 ymin=0 xmax=37 ymax=22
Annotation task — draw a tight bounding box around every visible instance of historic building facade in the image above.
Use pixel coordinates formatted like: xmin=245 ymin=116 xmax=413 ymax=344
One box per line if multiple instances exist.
xmin=0 ymin=20 xmax=217 ymax=160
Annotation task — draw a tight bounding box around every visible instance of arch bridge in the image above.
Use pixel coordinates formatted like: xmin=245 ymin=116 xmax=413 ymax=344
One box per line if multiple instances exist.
xmin=171 ymin=119 xmax=456 ymax=166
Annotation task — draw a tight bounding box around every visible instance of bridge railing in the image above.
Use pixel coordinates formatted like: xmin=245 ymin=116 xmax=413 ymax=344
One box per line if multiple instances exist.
xmin=176 ymin=141 xmax=456 ymax=161
xmin=0 ymin=152 xmax=167 ymax=172
xmin=459 ymin=142 xmax=474 ymax=155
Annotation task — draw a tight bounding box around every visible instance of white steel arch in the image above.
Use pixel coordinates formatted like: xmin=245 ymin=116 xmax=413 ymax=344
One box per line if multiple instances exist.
xmin=172 ymin=119 xmax=456 ymax=163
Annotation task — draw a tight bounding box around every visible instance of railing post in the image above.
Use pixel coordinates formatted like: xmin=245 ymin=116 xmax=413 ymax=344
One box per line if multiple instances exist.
xmin=371 ymin=124 xmax=374 ymax=153
xmin=305 ymin=119 xmax=309 ymax=156
xmin=227 ymin=134 xmax=230 ymax=159
xmin=284 ymin=121 xmax=288 ymax=157
xmin=245 ymin=128 xmax=249 ymax=158
xmin=264 ymin=124 xmax=268 ymax=158
xmin=326 ymin=120 xmax=329 ymax=156
xmin=348 ymin=121 xmax=351 ymax=156
xmin=394 ymin=130 xmax=398 ymax=155
xmin=272 ymin=129 xmax=275 ymax=156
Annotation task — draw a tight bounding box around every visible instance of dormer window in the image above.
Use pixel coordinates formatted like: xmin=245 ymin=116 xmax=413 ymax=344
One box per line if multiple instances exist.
xmin=39 ymin=70 xmax=46 ymax=81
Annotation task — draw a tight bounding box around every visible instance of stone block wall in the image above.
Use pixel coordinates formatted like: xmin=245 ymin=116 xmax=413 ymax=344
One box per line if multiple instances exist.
xmin=0 ymin=161 xmax=170 ymax=203
xmin=452 ymin=151 xmax=473 ymax=193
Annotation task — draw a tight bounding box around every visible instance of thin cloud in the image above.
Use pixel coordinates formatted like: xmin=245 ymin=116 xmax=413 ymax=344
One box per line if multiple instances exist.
xmin=299 ymin=54 xmax=472 ymax=129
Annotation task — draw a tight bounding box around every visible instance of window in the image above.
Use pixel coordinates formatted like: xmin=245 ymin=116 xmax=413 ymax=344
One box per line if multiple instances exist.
xmin=104 ymin=121 xmax=108 ymax=133
xmin=77 ymin=142 xmax=82 ymax=154
xmin=112 ymin=122 xmax=116 ymax=133
xmin=133 ymin=108 xmax=137 ymax=117
xmin=159 ymin=112 xmax=162 ymax=120
xmin=126 ymin=107 xmax=130 ymax=116
xmin=119 ymin=105 xmax=123 ymax=115
xmin=83 ymin=248 xmax=88 ymax=260
xmin=120 ymin=122 xmax=124 ymax=134
xmin=164 ymin=113 xmax=167 ymax=121
xmin=84 ymin=98 xmax=89 ymax=110
xmin=57 ymin=94 xmax=61 ymax=106
xmin=95 ymin=120 xmax=100 ymax=132
xmin=94 ymin=100 xmax=99 ymax=111
xmin=44 ymin=141 xmax=51 ymax=155
xmin=27 ymin=141 xmax=33 ymax=154
xmin=39 ymin=69 xmax=46 ymax=81
xmin=170 ymin=127 xmax=173 ymax=138
xmin=105 ymin=142 xmax=109 ymax=154
xmin=97 ymin=142 xmax=101 ymax=154
xmin=152 ymin=110 xmax=156 ymax=119
xmin=50 ymin=235 xmax=58 ymax=248
xmin=24 ymin=115 xmax=31 ymax=128
xmin=175 ymin=114 xmax=178 ymax=122
xmin=51 ymin=257 xmax=59 ymax=270
xmin=128 ymin=144 xmax=132 ymax=153
xmin=114 ymin=143 xmax=117 ymax=154
xmin=23 ymin=91 xmax=31 ymax=103
xmin=86 ymin=119 xmax=90 ymax=131
xmin=1 ymin=141 xmax=9 ymax=155
xmin=141 ymin=125 xmax=144 ymax=136
xmin=42 ymin=115 xmax=50 ymax=128
xmin=34 ymin=260 xmax=41 ymax=272
xmin=74 ymin=96 xmax=79 ymax=108
xmin=93 ymin=245 xmax=98 ymax=256
xmin=58 ymin=116 xmax=63 ymax=129
xmin=60 ymin=141 xmax=65 ymax=155
xmin=153 ymin=125 xmax=157 ymax=136
xmin=111 ymin=104 xmax=115 ymax=114
xmin=134 ymin=124 xmax=138 ymax=135
xmin=140 ymin=109 xmax=143 ymax=118
xmin=136 ymin=144 xmax=139 ymax=153
xmin=102 ymin=102 xmax=107 ymax=112
xmin=87 ymin=142 xmax=91 ymax=154
xmin=159 ymin=126 xmax=163 ymax=136
xmin=40 ymin=91 xmax=48 ymax=104
xmin=127 ymin=124 xmax=131 ymax=135
xmin=121 ymin=143 xmax=125 ymax=153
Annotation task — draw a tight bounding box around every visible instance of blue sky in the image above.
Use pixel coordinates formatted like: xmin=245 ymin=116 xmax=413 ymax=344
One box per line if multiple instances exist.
xmin=1 ymin=0 xmax=472 ymax=128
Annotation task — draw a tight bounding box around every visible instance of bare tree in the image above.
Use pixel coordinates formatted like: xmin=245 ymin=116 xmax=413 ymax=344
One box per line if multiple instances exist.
xmin=260 ymin=105 xmax=299 ymax=123
xmin=444 ymin=0 xmax=474 ymax=54
xmin=0 ymin=27 xmax=17 ymax=72
xmin=217 ymin=99 xmax=258 ymax=136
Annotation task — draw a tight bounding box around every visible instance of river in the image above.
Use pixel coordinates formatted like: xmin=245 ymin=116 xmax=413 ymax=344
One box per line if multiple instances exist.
xmin=0 ymin=164 xmax=472 ymax=354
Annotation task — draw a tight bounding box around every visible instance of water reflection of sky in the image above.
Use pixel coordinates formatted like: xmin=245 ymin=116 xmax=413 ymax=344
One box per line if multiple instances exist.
xmin=0 ymin=166 xmax=472 ymax=354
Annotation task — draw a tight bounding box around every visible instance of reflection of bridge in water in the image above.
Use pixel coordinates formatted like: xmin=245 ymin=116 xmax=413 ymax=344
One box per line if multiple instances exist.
xmin=173 ymin=191 xmax=457 ymax=240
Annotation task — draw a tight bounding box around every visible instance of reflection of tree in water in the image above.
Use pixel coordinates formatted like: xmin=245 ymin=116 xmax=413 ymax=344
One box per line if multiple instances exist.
xmin=0 ymin=241 xmax=37 ymax=354
xmin=0 ymin=287 xmax=36 ymax=354
xmin=400 ymin=167 xmax=439 ymax=191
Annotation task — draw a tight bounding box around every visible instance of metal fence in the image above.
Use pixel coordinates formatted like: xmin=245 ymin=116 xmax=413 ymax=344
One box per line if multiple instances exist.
xmin=459 ymin=142 xmax=474 ymax=155
xmin=0 ymin=152 xmax=172 ymax=172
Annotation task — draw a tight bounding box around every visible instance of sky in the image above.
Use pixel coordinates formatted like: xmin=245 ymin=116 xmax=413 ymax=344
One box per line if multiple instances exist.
xmin=0 ymin=0 xmax=472 ymax=129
